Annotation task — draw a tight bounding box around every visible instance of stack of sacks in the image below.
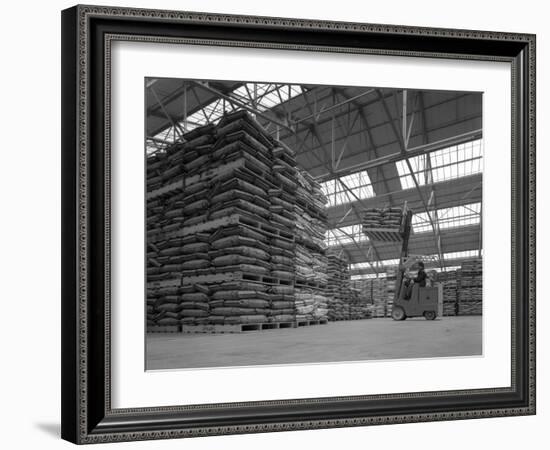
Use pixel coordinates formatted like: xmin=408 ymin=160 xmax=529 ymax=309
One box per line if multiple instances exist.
xmin=146 ymin=122 xmax=218 ymax=327
xmin=370 ymin=277 xmax=388 ymax=318
xmin=351 ymin=279 xmax=373 ymax=303
xmin=362 ymin=207 xmax=403 ymax=231
xmin=295 ymin=291 xmax=329 ymax=321
xmin=326 ymin=253 xmax=349 ymax=320
xmin=438 ymin=270 xmax=459 ymax=316
xmin=458 ymin=259 xmax=482 ymax=315
xmin=293 ymin=169 xmax=329 ymax=322
xmin=384 ymin=267 xmax=398 ymax=317
xmin=208 ymin=281 xmax=271 ymax=325
xmin=146 ymin=111 xmax=299 ymax=327
xmin=348 ymin=287 xmax=371 ymax=319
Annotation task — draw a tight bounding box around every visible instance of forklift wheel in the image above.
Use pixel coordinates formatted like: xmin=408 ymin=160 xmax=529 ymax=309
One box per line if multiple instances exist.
xmin=391 ymin=306 xmax=406 ymax=321
xmin=424 ymin=311 xmax=437 ymax=321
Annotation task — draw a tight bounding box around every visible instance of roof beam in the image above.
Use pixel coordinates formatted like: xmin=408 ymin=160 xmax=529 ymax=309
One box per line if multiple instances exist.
xmin=315 ymin=128 xmax=482 ymax=181
xmin=191 ymin=81 xmax=294 ymax=132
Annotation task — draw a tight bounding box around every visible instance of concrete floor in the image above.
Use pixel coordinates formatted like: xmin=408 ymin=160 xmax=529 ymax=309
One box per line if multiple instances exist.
xmin=146 ymin=316 xmax=482 ymax=370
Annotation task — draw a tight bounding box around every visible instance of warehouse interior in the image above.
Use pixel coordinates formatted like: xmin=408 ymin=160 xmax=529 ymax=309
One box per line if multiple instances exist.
xmin=145 ymin=78 xmax=483 ymax=369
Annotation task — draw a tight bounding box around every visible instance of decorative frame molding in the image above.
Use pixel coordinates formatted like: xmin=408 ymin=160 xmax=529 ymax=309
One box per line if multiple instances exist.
xmin=61 ymin=4 xmax=536 ymax=444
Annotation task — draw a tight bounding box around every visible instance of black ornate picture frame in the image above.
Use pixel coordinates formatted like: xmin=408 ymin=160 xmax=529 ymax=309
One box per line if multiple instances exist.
xmin=61 ymin=4 xmax=536 ymax=444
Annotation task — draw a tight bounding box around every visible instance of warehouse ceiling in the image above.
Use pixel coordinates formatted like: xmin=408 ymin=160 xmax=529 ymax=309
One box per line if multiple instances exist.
xmin=145 ymin=78 xmax=483 ymax=275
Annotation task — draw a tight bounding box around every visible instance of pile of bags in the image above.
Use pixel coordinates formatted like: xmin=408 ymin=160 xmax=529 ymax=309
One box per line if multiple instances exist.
xmin=457 ymin=259 xmax=482 ymax=315
xmin=146 ymin=111 xmax=331 ymax=328
xmin=326 ymin=252 xmax=351 ymax=320
xmin=437 ymin=270 xmax=459 ymax=316
xmin=362 ymin=207 xmax=403 ymax=231
xmin=293 ymin=168 xmax=329 ymax=322
xmin=295 ymin=291 xmax=329 ymax=321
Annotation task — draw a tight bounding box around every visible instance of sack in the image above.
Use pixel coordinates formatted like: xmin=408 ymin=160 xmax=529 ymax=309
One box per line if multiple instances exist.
xmin=179 ymin=309 xmax=209 ymax=317
xmin=181 ymin=242 xmax=209 ymax=254
xmin=210 ymin=281 xmax=267 ymax=292
xmin=271 ymin=301 xmax=294 ymax=309
xmin=182 ymin=199 xmax=209 ymax=215
xmin=270 ymin=314 xmax=295 ymax=322
xmin=179 ymin=301 xmax=209 ymax=311
xmin=220 ymin=299 xmax=270 ymax=308
xmin=156 ymin=303 xmax=180 ymax=313
xmin=270 ymin=285 xmax=294 ymax=295
xmin=210 ymin=307 xmax=268 ymax=316
xmin=180 ymin=293 xmax=209 ymax=302
xmin=156 ymin=318 xmax=179 ymax=326
xmin=224 ymin=314 xmax=267 ymax=324
xmin=181 ymin=259 xmax=210 ymax=270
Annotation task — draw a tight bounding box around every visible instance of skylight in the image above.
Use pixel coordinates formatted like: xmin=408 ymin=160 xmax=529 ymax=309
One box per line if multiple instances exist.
xmin=412 ymin=202 xmax=481 ymax=233
xmin=396 ymin=139 xmax=483 ymax=190
xmin=147 ymin=83 xmax=304 ymax=155
xmin=443 ymin=250 xmax=481 ymax=260
xmin=351 ymin=273 xmax=381 ymax=280
xmin=432 ymin=265 xmax=462 ymax=272
xmin=350 ymin=259 xmax=399 ymax=271
xmin=231 ymin=83 xmax=303 ymax=111
xmin=320 ymin=170 xmax=375 ymax=207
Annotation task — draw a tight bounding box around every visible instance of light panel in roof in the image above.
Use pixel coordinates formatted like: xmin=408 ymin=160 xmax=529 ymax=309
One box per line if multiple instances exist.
xmin=443 ymin=249 xmax=481 ymax=260
xmin=413 ymin=202 xmax=481 ymax=233
xmin=396 ymin=139 xmax=483 ymax=190
xmin=350 ymin=259 xmax=399 ymax=271
xmin=147 ymin=83 xmax=303 ymax=155
xmin=320 ymin=170 xmax=374 ymax=207
xmin=351 ymin=273 xmax=380 ymax=280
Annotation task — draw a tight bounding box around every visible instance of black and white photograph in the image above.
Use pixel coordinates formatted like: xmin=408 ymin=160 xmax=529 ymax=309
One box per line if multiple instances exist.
xmin=145 ymin=79 xmax=483 ymax=370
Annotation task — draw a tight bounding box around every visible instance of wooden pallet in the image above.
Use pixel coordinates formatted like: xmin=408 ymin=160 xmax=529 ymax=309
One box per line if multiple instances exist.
xmin=147 ymin=273 xmax=232 ymax=289
xmin=146 ymin=159 xmax=246 ymax=201
xmin=295 ymin=279 xmax=327 ymax=290
xmin=362 ymin=227 xmax=403 ymax=242
xmin=147 ymin=270 xmax=296 ymax=289
xmin=329 ymin=317 xmax=372 ymax=322
xmin=151 ymin=212 xmax=295 ymax=243
xmin=180 ymin=321 xmax=296 ymax=334
xmin=296 ymin=319 xmax=329 ymax=327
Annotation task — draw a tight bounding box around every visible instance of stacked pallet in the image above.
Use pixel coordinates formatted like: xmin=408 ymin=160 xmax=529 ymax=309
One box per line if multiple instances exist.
xmin=294 ymin=169 xmax=329 ymax=322
xmin=458 ymin=259 xmax=483 ymax=315
xmin=362 ymin=207 xmax=403 ymax=230
xmin=437 ymin=270 xmax=459 ymax=316
xmin=348 ymin=287 xmax=371 ymax=319
xmin=369 ymin=277 xmax=388 ymax=317
xmin=326 ymin=252 xmax=371 ymax=320
xmin=146 ymin=111 xmax=300 ymax=329
xmin=379 ymin=267 xmax=398 ymax=317
xmin=146 ymin=123 xmax=217 ymax=329
xmin=146 ymin=111 xmax=334 ymax=331
xmin=326 ymin=252 xmax=350 ymax=320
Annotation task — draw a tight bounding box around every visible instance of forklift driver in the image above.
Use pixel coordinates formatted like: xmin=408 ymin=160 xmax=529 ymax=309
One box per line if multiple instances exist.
xmin=404 ymin=261 xmax=427 ymax=300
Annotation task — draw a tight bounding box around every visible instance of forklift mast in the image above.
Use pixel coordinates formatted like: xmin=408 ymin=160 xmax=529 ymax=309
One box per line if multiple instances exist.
xmin=395 ymin=208 xmax=413 ymax=302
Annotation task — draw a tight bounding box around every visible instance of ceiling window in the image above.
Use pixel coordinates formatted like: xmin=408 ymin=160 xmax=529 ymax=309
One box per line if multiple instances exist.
xmin=231 ymin=83 xmax=303 ymax=111
xmin=443 ymin=250 xmax=481 ymax=260
xmin=147 ymin=83 xmax=303 ymax=155
xmin=396 ymin=139 xmax=483 ymax=190
xmin=320 ymin=170 xmax=375 ymax=207
xmin=351 ymin=273 xmax=381 ymax=280
xmin=412 ymin=202 xmax=481 ymax=233
xmin=350 ymin=259 xmax=399 ymax=271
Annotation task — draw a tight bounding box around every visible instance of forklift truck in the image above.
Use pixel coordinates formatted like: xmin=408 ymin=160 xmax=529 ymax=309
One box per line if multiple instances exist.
xmin=363 ymin=205 xmax=442 ymax=321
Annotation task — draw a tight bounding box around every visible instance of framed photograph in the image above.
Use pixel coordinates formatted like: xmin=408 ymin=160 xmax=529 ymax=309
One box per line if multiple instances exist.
xmin=61 ymin=5 xmax=536 ymax=444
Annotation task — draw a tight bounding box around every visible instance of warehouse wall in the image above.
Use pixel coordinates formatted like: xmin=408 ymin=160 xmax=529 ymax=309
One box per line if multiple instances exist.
xmin=0 ymin=0 xmax=546 ymax=449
